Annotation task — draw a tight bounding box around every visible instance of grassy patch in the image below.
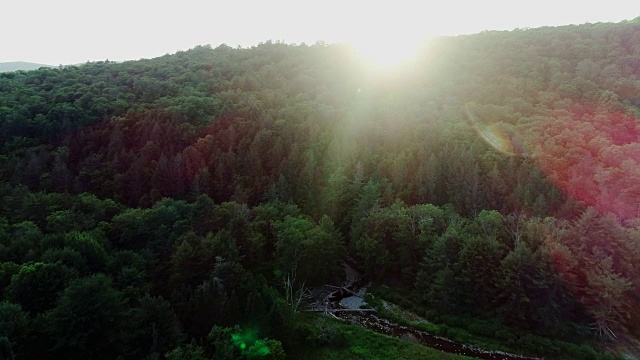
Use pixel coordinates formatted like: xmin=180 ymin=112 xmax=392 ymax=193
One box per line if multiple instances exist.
xmin=367 ymin=284 xmax=619 ymax=360
xmin=288 ymin=314 xmax=473 ymax=360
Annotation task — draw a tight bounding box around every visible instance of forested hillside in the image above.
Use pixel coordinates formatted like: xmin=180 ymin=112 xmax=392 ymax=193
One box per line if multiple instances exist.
xmin=1 ymin=18 xmax=640 ymax=359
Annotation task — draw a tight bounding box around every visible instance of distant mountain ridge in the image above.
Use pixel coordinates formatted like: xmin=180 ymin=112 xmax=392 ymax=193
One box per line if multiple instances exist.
xmin=0 ymin=61 xmax=54 ymax=72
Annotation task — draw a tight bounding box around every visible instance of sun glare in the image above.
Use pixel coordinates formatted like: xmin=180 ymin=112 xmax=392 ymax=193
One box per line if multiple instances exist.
xmin=350 ymin=35 xmax=426 ymax=70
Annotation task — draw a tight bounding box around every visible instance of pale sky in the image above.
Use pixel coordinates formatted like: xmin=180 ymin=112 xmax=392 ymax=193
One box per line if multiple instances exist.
xmin=1 ymin=0 xmax=637 ymax=65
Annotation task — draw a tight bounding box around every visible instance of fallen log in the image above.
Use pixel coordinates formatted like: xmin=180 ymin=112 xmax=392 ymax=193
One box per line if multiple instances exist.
xmin=325 ymin=285 xmax=362 ymax=298
xmin=303 ymin=308 xmax=377 ymax=313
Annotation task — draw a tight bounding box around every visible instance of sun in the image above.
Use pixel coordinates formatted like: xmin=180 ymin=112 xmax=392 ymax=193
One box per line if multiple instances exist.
xmin=351 ymin=39 xmax=419 ymax=69
xmin=348 ymin=32 xmax=427 ymax=70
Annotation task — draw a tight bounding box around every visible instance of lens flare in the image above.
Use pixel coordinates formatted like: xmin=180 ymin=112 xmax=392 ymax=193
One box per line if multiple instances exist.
xmin=465 ymin=105 xmax=521 ymax=156
xmin=527 ymin=102 xmax=640 ymax=221
xmin=231 ymin=328 xmax=273 ymax=357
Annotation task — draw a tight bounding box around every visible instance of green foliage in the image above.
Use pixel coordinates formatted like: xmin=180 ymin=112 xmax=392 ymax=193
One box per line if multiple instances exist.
xmin=4 ymin=221 xmax=42 ymax=263
xmin=106 ymin=249 xmax=150 ymax=292
xmin=165 ymin=343 xmax=207 ymax=360
xmin=1 ymin=19 xmax=640 ymax=359
xmin=46 ymin=274 xmax=126 ymax=360
xmin=456 ymin=235 xmax=504 ymax=310
xmin=166 ymin=325 xmax=285 ymax=360
xmin=124 ymin=294 xmax=183 ymax=358
xmin=294 ymin=315 xmax=472 ymax=360
xmin=371 ymin=286 xmax=616 ymax=360
xmin=0 ymin=262 xmax=19 ymax=296
xmin=274 ymin=215 xmax=344 ymax=285
xmin=0 ymin=302 xmax=28 ymax=353
xmin=7 ymin=262 xmax=76 ymax=313
xmin=62 ymin=231 xmax=108 ymax=272
xmin=41 ymin=247 xmax=87 ymax=274
xmin=291 ymin=316 xmax=349 ymax=349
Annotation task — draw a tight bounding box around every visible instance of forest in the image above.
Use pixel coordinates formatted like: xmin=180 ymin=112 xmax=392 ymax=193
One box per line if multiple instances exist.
xmin=1 ymin=18 xmax=640 ymax=360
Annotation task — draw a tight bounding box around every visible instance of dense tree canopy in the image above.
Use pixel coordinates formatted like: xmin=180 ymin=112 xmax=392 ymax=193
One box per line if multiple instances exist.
xmin=1 ymin=18 xmax=640 ymax=359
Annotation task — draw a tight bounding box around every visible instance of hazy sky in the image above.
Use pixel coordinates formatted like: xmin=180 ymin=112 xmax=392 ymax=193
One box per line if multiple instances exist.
xmin=1 ymin=0 xmax=637 ymax=65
